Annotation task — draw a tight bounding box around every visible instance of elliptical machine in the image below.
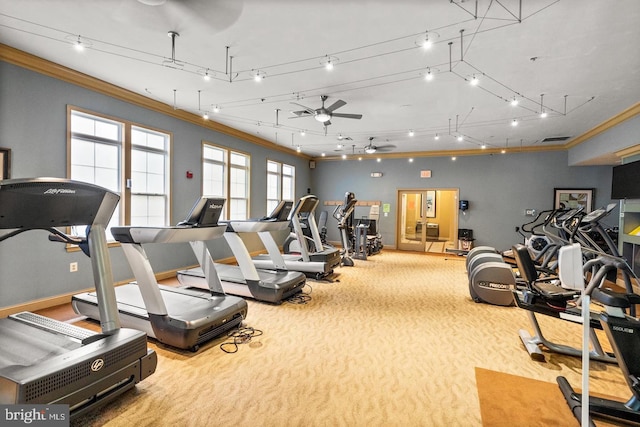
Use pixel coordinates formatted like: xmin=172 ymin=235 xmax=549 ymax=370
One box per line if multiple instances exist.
xmin=333 ymin=191 xmax=357 ymax=266
xmin=515 ymin=209 xmax=554 ymax=261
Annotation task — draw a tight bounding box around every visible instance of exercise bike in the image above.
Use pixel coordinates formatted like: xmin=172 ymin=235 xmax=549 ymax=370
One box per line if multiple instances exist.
xmin=512 ymin=204 xmax=632 ymax=363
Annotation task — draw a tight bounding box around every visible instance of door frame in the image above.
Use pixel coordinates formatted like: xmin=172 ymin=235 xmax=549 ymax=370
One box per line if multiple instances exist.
xmin=396 ymin=188 xmax=459 ymax=252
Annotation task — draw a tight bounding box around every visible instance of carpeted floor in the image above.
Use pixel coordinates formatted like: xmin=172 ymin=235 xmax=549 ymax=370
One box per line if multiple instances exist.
xmin=37 ymin=251 xmax=632 ymax=426
xmin=476 ymin=367 xmax=624 ymax=427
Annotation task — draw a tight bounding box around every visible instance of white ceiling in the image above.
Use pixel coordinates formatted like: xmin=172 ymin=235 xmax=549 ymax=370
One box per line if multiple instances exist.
xmin=1 ymin=0 xmax=639 ymax=160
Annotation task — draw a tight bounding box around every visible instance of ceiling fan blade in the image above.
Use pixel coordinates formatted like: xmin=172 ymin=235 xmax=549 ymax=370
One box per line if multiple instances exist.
xmin=331 ymin=113 xmax=363 ymax=120
xmin=290 ymin=102 xmax=316 ymax=115
xmin=291 ymin=109 xmax=313 ymax=116
xmin=325 ymin=99 xmax=346 ymax=112
xmin=376 ymin=144 xmax=397 ymax=152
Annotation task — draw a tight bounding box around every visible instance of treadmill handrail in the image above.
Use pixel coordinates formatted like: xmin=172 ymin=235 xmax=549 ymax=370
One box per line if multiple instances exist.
xmin=224 ymin=220 xmax=290 ymax=233
xmin=112 ymin=225 xmax=226 ymax=244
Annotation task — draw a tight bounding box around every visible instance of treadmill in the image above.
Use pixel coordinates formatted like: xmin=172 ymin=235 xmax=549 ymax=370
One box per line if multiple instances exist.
xmin=252 ymin=195 xmax=341 ymax=279
xmin=73 ymin=197 xmax=248 ymax=351
xmin=0 ymin=178 xmax=156 ymax=419
xmin=177 ymin=201 xmax=307 ymax=303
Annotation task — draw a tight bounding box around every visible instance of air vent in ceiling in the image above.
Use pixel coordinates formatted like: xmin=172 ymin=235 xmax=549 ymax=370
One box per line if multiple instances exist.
xmin=541 ymin=136 xmax=571 ymax=143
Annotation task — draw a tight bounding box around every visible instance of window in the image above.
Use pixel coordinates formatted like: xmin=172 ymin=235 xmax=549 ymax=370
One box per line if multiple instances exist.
xmin=130 ymin=126 xmax=170 ymax=226
xmin=266 ymin=160 xmax=295 ymax=215
xmin=202 ymin=142 xmax=250 ymax=220
xmin=68 ymin=107 xmax=171 ymax=239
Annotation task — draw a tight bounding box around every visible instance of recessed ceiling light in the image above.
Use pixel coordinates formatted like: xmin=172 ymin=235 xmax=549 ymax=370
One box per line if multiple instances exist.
xmin=253 ymin=70 xmax=265 ymax=82
xmin=425 ymin=69 xmax=434 ymax=81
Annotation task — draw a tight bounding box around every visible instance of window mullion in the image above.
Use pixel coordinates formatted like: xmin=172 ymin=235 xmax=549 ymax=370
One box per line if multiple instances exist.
xmin=225 ymin=152 xmax=231 ymax=219
xmin=123 ymin=124 xmax=132 ymax=226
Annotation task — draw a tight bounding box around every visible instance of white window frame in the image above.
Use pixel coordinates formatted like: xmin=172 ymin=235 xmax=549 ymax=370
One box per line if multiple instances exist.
xmin=202 ymin=142 xmax=250 ymax=220
xmin=68 ymin=106 xmax=171 ymax=241
xmin=267 ymin=160 xmax=295 ymax=215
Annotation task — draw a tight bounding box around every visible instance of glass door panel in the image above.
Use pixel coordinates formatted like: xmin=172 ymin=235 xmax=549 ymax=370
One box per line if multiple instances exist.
xmin=397 ymin=190 xmax=428 ymax=251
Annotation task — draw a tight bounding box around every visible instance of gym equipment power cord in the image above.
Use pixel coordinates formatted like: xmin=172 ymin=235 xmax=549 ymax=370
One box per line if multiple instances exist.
xmin=285 ymin=283 xmax=313 ymax=304
xmin=220 ymin=326 xmax=263 ymax=353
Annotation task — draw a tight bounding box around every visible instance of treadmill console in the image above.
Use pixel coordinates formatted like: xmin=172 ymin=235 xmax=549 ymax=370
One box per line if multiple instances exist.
xmin=178 ymin=197 xmax=225 ymax=227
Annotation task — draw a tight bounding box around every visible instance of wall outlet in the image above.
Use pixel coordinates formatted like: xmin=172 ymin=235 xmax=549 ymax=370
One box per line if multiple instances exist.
xmin=70 ymin=262 xmax=78 ymax=272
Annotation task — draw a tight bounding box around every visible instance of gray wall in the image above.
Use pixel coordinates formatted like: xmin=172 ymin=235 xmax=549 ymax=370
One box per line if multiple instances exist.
xmin=312 ymin=151 xmax=615 ymax=251
xmin=0 ymin=59 xmax=626 ymax=308
xmin=0 ymin=61 xmax=310 ymax=306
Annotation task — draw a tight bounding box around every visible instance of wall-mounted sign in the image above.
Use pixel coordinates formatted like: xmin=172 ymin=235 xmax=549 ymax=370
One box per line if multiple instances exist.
xmin=420 ymin=170 xmax=432 ymax=178
xmin=371 ymin=172 xmax=383 ymax=178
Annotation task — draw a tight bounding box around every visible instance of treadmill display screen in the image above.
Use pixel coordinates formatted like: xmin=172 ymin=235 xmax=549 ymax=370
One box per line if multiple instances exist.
xmin=181 ymin=197 xmax=225 ymax=226
xmin=269 ymin=201 xmax=294 ymax=221
xmin=0 ymin=179 xmax=118 ymax=229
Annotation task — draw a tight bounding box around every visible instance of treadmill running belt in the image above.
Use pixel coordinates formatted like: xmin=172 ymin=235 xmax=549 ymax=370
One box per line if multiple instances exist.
xmin=0 ymin=319 xmax=83 ymax=368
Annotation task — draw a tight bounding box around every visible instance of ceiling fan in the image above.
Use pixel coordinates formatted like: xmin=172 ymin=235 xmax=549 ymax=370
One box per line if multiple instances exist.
xmin=364 ymin=137 xmax=396 ymax=154
xmin=114 ymin=0 xmax=243 ymax=33
xmin=290 ymin=95 xmax=363 ymax=126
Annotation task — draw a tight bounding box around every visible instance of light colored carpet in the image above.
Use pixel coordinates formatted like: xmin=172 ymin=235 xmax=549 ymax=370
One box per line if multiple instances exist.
xmin=57 ymin=251 xmax=631 ymax=426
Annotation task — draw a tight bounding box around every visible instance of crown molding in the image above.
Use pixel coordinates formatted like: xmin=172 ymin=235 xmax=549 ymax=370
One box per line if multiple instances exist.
xmin=316 ymin=144 xmax=566 ymax=161
xmin=565 ymin=101 xmax=640 ymax=149
xmin=2 ymin=43 xmax=636 ymax=164
xmin=0 ymin=43 xmax=312 ymax=160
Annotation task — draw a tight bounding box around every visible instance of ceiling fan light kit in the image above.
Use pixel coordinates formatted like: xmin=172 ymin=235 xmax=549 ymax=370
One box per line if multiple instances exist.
xmin=315 ymin=112 xmax=330 ymax=122
xmin=290 ymin=95 xmax=362 ymax=127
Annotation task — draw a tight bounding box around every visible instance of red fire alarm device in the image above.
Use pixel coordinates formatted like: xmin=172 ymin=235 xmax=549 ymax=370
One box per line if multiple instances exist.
xmin=186 ymin=171 xmax=193 ymax=179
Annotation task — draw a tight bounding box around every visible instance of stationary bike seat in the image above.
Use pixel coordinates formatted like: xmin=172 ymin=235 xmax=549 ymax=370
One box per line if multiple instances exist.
xmin=593 ymin=288 xmax=640 ymax=308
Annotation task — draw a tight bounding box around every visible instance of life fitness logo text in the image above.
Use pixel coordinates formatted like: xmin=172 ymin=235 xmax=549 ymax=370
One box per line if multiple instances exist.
xmin=209 ymin=203 xmax=223 ymax=210
xmin=91 ymin=358 xmax=105 ymax=372
xmin=44 ymin=189 xmax=76 ymax=194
